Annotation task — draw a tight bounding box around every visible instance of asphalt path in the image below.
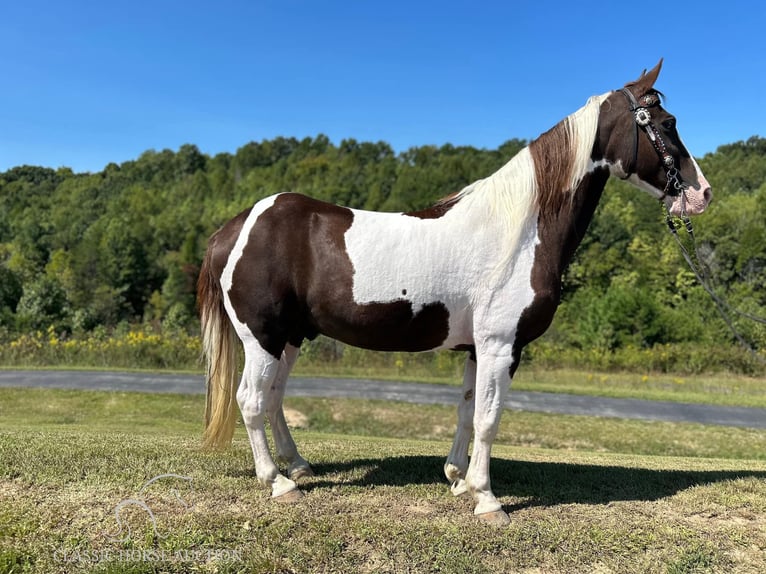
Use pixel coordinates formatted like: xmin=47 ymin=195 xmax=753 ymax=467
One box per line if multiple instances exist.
xmin=1 ymin=369 xmax=765 ymax=429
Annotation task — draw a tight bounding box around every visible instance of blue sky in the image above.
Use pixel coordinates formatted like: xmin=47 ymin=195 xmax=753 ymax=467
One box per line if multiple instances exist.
xmin=1 ymin=0 xmax=764 ymax=173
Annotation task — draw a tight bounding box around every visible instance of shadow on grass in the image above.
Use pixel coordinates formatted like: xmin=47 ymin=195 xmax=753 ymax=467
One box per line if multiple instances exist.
xmin=298 ymin=455 xmax=766 ymax=510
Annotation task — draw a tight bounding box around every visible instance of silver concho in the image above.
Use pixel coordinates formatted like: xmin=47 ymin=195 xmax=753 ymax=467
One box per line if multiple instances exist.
xmin=634 ymin=108 xmax=652 ymax=127
xmin=641 ymin=94 xmax=658 ymax=106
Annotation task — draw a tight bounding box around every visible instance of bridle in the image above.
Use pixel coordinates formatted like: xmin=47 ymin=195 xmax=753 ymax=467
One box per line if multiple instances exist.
xmin=620 ymin=88 xmax=688 ymax=207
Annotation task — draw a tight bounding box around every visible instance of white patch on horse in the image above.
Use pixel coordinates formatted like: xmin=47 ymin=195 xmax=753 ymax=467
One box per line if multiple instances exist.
xmin=676 ymin=135 xmax=712 ymax=215
xmin=343 ymin=147 xmax=542 ymax=351
xmin=450 ymin=147 xmax=538 ymax=278
xmin=476 ymin=218 xmax=540 ymax=343
xmin=343 ymin=208 xmax=475 ymax=348
xmin=591 ymin=157 xmax=624 ymax=177
xmin=680 ymin=138 xmax=708 ymax=186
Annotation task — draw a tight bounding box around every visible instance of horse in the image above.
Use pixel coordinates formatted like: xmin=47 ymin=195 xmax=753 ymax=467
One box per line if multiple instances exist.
xmin=197 ymin=60 xmax=712 ymax=526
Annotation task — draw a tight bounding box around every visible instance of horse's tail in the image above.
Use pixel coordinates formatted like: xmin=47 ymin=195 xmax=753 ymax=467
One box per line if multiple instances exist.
xmin=198 ymin=241 xmax=239 ymax=450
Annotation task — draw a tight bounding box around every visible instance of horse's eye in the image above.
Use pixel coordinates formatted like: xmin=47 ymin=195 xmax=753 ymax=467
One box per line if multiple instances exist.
xmin=662 ymin=118 xmax=676 ymax=131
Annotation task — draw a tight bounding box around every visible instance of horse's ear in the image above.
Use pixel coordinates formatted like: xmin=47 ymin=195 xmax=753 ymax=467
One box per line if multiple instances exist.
xmin=626 ymin=58 xmax=663 ymax=95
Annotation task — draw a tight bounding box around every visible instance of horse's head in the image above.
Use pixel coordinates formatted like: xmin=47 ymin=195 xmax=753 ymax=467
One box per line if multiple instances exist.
xmin=598 ymin=60 xmax=712 ymax=216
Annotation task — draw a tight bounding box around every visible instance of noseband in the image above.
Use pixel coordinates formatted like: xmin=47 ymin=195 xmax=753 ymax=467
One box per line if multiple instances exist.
xmin=620 ymin=88 xmax=687 ymax=204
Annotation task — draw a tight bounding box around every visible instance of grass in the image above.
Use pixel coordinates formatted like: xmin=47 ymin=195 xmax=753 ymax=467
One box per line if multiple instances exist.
xmin=511 ymin=367 xmax=766 ymax=409
xmin=1 ymin=387 xmax=766 ymax=573
xmin=294 ymin=364 xmax=766 ymax=409
xmin=2 ymin=431 xmax=766 ymax=574
xmin=2 ymin=388 xmax=766 ymax=460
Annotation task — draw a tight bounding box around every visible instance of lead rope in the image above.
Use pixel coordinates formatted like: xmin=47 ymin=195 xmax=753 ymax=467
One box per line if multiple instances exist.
xmin=664 ymin=204 xmax=766 ymax=365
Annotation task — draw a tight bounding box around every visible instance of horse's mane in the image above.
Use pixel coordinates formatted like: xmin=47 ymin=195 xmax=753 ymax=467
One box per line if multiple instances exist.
xmin=529 ymin=92 xmax=611 ymax=216
xmin=437 ymin=92 xmax=611 ymax=278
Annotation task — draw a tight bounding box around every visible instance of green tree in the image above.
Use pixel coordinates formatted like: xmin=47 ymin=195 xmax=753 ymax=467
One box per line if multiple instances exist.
xmin=16 ymin=276 xmax=70 ymax=331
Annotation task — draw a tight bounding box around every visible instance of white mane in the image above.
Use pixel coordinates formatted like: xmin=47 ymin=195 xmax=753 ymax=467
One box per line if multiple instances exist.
xmin=448 ymin=91 xmax=611 ymax=278
xmin=565 ymin=92 xmax=611 ymax=192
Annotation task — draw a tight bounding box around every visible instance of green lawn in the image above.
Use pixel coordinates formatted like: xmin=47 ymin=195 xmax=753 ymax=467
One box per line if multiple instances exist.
xmin=512 ymin=367 xmax=766 ymax=409
xmin=293 ymin=365 xmax=766 ymax=409
xmin=1 ymin=387 xmax=766 ymax=573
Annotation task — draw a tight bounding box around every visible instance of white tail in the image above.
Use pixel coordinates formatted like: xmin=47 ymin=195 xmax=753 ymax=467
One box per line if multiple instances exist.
xmin=197 ymin=245 xmax=239 ymax=449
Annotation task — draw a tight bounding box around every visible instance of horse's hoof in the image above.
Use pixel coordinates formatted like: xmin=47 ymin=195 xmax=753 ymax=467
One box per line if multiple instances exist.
xmin=444 ymin=463 xmax=463 ymax=483
xmin=289 ymin=465 xmax=315 ymax=481
xmin=450 ymin=479 xmax=468 ymax=497
xmin=273 ymin=488 xmax=303 ymax=504
xmin=476 ymin=509 xmax=510 ymax=527
xmin=271 ymin=474 xmax=299 ymax=500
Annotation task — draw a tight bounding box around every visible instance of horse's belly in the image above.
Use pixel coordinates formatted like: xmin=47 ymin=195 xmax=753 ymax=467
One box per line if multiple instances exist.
xmin=312 ymin=295 xmax=472 ymax=353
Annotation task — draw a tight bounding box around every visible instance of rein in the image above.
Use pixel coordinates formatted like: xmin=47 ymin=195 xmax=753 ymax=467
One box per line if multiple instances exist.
xmin=663 ymin=205 xmax=766 ymax=364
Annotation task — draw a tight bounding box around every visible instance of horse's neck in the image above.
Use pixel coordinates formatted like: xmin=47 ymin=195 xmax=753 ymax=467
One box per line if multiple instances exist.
xmin=535 ymin=168 xmax=610 ymax=280
xmin=412 ymin=163 xmax=609 ymax=284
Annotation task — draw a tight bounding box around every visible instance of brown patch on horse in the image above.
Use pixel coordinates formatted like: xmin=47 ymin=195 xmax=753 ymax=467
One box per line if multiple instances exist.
xmin=227 ymin=193 xmax=450 ymax=358
xmin=529 ymin=120 xmax=576 ymax=217
xmin=451 ymin=343 xmax=476 ymax=361
xmin=513 ymin=168 xmax=610 ymax=363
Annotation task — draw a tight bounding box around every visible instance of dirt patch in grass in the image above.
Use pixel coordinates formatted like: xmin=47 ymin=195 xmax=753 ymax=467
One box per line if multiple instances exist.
xmin=283 ymin=407 xmax=309 ymax=429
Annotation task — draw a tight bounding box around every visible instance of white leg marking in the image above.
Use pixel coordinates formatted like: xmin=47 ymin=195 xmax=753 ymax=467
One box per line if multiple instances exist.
xmin=465 ymin=345 xmax=512 ymax=517
xmin=266 ymin=344 xmax=313 ymax=480
xmin=237 ymin=336 xmax=299 ymax=499
xmin=445 ymin=356 xmax=476 ymax=496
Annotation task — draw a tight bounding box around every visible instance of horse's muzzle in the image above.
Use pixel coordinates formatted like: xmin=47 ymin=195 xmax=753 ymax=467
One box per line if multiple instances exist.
xmin=667 ymin=182 xmax=712 ymax=216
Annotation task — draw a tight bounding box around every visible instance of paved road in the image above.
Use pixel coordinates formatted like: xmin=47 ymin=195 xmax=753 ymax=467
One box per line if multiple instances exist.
xmin=1 ymin=369 xmax=765 ymax=429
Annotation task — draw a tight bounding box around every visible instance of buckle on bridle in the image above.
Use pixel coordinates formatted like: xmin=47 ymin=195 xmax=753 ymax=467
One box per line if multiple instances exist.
xmin=634 ymin=108 xmax=652 ymax=126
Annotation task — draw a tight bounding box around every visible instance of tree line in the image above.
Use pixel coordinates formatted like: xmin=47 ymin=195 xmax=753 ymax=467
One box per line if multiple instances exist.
xmin=1 ymin=135 xmax=765 ymax=365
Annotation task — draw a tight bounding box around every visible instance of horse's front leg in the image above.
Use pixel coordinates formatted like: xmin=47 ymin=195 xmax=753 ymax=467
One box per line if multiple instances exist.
xmin=465 ymin=344 xmax=513 ymax=526
xmin=444 ymin=354 xmax=476 ymax=496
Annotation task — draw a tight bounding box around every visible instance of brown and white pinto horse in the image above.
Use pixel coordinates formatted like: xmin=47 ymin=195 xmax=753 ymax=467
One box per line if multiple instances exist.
xmin=198 ymin=61 xmax=711 ymax=525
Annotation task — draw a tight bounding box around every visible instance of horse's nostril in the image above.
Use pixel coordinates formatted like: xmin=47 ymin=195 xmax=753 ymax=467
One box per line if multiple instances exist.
xmin=704 ymin=187 xmax=713 ymax=205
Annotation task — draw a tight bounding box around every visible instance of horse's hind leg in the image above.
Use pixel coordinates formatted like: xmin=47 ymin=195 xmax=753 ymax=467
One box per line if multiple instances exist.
xmin=237 ymin=337 xmax=301 ymax=501
xmin=444 ymin=355 xmax=476 ymax=496
xmin=266 ymin=344 xmax=314 ymax=481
